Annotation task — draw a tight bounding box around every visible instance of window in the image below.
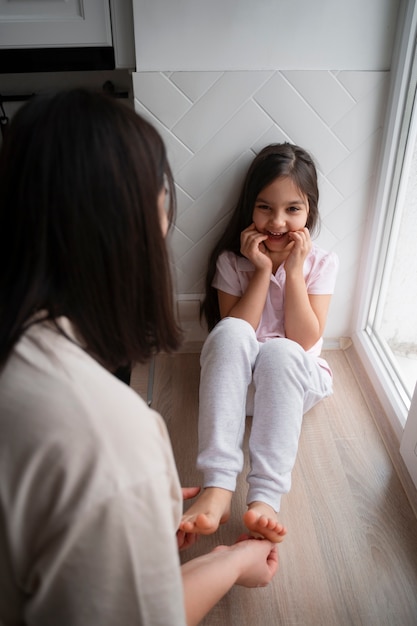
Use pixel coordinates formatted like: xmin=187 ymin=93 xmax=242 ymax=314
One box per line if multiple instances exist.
xmin=353 ymin=0 xmax=417 ymax=441
xmin=366 ymin=36 xmax=417 ymax=411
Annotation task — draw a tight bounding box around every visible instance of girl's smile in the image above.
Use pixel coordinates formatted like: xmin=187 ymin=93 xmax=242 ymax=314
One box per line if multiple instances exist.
xmin=266 ymin=230 xmax=288 ymax=241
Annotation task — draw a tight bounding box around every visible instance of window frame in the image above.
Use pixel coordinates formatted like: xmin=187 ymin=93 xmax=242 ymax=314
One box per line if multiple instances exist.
xmin=351 ymin=0 xmax=417 ymax=440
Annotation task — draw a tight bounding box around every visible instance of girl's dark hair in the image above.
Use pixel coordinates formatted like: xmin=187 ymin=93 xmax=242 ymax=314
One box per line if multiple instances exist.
xmin=0 ymin=88 xmax=182 ymax=370
xmin=202 ymin=143 xmax=320 ymax=330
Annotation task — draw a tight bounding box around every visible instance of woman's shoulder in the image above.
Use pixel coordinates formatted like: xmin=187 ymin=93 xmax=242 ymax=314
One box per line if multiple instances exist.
xmin=2 ymin=319 xmax=167 ymax=448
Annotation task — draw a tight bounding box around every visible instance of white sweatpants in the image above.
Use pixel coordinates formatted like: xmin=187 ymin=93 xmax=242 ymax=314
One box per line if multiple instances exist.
xmin=197 ymin=317 xmax=333 ymax=511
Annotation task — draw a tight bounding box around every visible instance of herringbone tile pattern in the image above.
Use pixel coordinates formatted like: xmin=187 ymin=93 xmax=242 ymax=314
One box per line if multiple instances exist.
xmin=133 ymin=69 xmax=389 ymax=340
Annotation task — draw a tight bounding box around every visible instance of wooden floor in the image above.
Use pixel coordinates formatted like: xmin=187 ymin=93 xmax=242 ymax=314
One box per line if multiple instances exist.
xmin=131 ymin=349 xmax=417 ymax=626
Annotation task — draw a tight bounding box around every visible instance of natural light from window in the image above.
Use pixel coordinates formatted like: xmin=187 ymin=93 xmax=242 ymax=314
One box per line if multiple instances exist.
xmin=364 ymin=28 xmax=417 ymax=420
xmin=371 ymin=91 xmax=417 ymax=403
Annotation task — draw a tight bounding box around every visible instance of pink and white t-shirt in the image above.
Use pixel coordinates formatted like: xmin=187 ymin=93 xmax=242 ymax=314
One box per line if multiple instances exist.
xmin=212 ymin=245 xmax=339 ymax=367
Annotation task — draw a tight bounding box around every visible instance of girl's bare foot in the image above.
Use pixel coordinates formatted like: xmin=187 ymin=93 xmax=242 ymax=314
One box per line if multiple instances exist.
xmin=180 ymin=487 xmax=233 ymax=535
xmin=243 ymin=501 xmax=287 ymax=543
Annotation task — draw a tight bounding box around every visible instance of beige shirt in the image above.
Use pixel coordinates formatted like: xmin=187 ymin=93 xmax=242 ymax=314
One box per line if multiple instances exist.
xmin=0 ymin=318 xmax=186 ymax=625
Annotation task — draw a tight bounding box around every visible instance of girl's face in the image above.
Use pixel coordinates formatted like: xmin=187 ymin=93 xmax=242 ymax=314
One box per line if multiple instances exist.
xmin=252 ymin=176 xmax=309 ymax=252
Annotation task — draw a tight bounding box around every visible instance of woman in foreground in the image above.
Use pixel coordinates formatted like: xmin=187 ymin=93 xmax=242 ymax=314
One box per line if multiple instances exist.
xmin=0 ymin=89 xmax=277 ymax=626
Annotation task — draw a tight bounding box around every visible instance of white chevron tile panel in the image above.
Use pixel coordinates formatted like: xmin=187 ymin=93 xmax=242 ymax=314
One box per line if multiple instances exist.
xmin=169 ymin=71 xmax=223 ymax=102
xmin=253 ymin=73 xmax=350 ymax=175
xmin=174 ymin=216 xmax=229 ymax=294
xmin=327 ymin=131 xmax=382 ymax=197
xmin=335 ymin=226 xmax=367 ymax=285
xmin=281 ymin=70 xmax=355 ymax=128
xmin=132 ymin=72 xmax=192 ymax=129
xmin=336 ymin=70 xmax=387 ymax=101
xmin=174 ymin=185 xmax=193 ymax=218
xmin=314 ymin=224 xmax=339 ymax=256
xmin=175 ymin=100 xmax=272 ymax=198
xmin=332 ymin=78 xmax=389 ymax=150
xmin=317 ymin=174 xmax=344 ymax=219
xmin=172 ymin=71 xmax=273 ymax=152
xmin=251 ymin=126 xmax=291 ymax=152
xmin=176 ymin=152 xmax=252 ymax=242
xmin=168 ymin=226 xmax=194 ymax=264
xmin=132 ymin=98 xmax=193 ymax=174
xmin=324 ymin=183 xmax=373 ymax=240
xmin=133 ymin=69 xmax=389 ymax=340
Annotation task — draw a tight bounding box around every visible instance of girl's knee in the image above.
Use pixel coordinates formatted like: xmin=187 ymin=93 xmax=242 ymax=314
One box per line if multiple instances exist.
xmin=253 ymin=339 xmax=309 ymax=392
xmin=206 ymin=317 xmax=256 ymax=346
xmin=257 ymin=338 xmax=305 ymax=370
xmin=201 ymin=317 xmax=257 ymax=363
xmin=216 ymin=317 xmax=255 ymax=335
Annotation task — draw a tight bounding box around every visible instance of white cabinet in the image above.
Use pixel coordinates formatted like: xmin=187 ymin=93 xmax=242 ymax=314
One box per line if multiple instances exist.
xmin=0 ymin=0 xmax=112 ymax=48
xmin=0 ymin=0 xmax=135 ymax=70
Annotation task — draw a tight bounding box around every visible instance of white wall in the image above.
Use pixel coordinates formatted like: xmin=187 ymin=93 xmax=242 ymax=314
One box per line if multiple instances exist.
xmin=131 ymin=0 xmax=400 ymax=344
xmin=133 ymin=0 xmax=397 ymax=71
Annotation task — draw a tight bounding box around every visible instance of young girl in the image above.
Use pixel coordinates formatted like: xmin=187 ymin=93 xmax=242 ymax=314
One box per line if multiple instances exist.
xmin=0 ymin=90 xmax=278 ymax=626
xmin=180 ymin=143 xmax=339 ymax=543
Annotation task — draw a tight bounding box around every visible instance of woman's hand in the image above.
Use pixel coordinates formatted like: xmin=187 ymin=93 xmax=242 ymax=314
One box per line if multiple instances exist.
xmin=181 ymin=534 xmax=278 ymax=624
xmin=284 ymin=227 xmax=312 ymax=274
xmin=211 ymin=534 xmax=278 ymax=587
xmin=232 ymin=535 xmax=278 ymax=587
xmin=240 ymin=223 xmax=273 ymax=273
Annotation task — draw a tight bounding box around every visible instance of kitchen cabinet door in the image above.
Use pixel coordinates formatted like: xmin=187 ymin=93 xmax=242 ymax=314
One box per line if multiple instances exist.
xmin=0 ymin=0 xmax=112 ymax=48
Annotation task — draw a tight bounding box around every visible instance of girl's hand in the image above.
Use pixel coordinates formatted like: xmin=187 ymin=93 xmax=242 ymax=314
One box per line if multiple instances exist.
xmin=284 ymin=227 xmax=312 ymax=273
xmin=240 ymin=223 xmax=273 ymax=272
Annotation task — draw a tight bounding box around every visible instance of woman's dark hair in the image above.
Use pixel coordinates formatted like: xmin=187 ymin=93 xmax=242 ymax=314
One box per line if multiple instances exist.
xmin=202 ymin=143 xmax=320 ymax=330
xmin=0 ymin=88 xmax=182 ymax=370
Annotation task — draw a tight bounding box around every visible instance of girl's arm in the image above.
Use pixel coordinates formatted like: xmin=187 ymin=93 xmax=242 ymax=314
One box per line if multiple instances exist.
xmin=218 ymin=224 xmax=272 ymax=330
xmin=284 ymin=282 xmax=331 ymax=350
xmin=218 ymin=268 xmax=270 ymax=329
xmin=284 ymin=228 xmax=331 ymax=350
xmin=181 ymin=537 xmax=278 ymax=626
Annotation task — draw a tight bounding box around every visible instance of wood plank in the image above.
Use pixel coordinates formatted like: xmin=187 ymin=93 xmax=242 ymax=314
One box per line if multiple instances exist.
xmin=131 ymin=350 xmax=417 ymax=626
